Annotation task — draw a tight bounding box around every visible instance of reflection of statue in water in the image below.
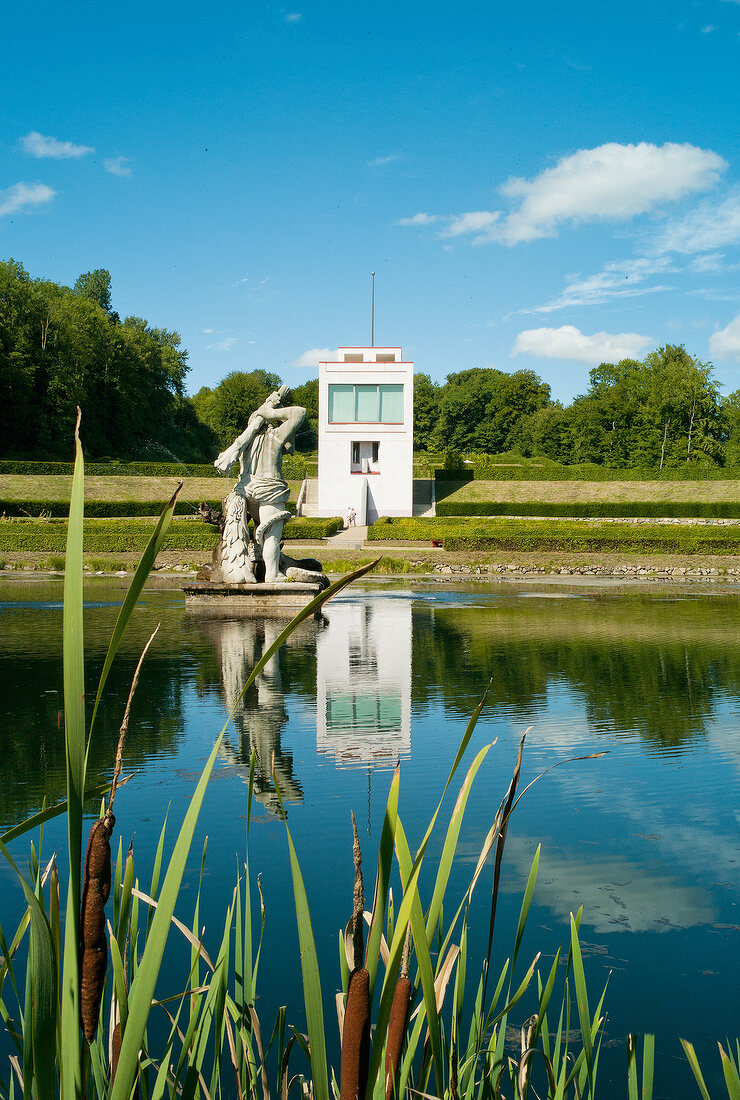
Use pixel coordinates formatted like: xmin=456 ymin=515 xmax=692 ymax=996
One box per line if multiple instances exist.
xmin=198 ymin=617 xmax=309 ymax=816
xmin=214 ymin=386 xmax=305 ymax=584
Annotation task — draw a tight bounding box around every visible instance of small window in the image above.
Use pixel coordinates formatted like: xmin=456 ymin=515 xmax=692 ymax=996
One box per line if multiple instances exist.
xmin=352 ymin=442 xmax=360 ymax=465
xmin=376 ymin=353 xmax=396 ymax=362
xmin=371 ymin=442 xmax=379 ymax=463
xmin=343 ymin=353 xmax=363 ymax=362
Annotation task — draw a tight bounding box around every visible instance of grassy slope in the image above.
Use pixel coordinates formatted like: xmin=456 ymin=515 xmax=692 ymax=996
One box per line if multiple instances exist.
xmin=438 ymin=478 xmax=740 ymax=504
xmin=0 ymin=474 xmax=301 ymax=502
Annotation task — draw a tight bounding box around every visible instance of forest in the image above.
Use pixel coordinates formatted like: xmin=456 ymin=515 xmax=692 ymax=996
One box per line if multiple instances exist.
xmin=2 ymin=259 xmax=740 ymax=468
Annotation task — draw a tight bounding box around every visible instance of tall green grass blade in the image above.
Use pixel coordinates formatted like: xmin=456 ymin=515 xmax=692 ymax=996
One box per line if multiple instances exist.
xmin=720 ymin=1043 xmax=740 ymax=1100
xmin=0 ymin=843 xmax=57 ymax=1100
xmin=512 ymin=845 xmax=539 ymax=968
xmin=109 ymin=727 xmax=227 ymax=1100
xmin=424 ymin=740 xmax=494 ymax=950
xmin=61 ymin=413 xmax=85 ymax=1100
xmin=680 ymin=1040 xmax=712 ymax=1100
xmin=366 ymin=763 xmax=399 ymax=1000
xmin=569 ymin=913 xmax=594 ymax=1091
xmin=643 ymin=1033 xmax=655 ymax=1100
xmin=395 ymin=819 xmax=445 ymax=1096
xmin=281 ymin=815 xmax=329 ymax=1100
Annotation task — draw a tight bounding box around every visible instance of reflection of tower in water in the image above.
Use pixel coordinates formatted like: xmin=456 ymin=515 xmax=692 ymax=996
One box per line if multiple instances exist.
xmin=197 ymin=617 xmax=315 ymax=816
xmin=316 ymin=599 xmax=412 ymax=767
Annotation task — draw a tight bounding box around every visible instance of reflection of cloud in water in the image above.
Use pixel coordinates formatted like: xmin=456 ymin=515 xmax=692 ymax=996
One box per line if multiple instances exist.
xmin=543 ymin=755 xmax=740 ymax=902
xmin=502 ymin=836 xmax=714 ymax=934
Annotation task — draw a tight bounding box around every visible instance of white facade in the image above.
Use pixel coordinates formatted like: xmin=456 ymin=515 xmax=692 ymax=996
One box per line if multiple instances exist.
xmin=316 ymin=598 xmax=412 ymax=766
xmin=317 ymin=346 xmax=414 ymax=522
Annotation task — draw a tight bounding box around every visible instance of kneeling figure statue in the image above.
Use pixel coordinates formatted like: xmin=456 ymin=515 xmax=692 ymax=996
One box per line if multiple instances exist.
xmin=208 ymin=386 xmax=326 ymax=587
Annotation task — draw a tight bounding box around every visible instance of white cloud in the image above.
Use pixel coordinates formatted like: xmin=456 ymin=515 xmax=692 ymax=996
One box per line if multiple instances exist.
xmin=0 ymin=181 xmax=56 ymax=218
xmin=397 ymin=212 xmax=442 ymax=227
xmin=709 ymin=313 xmax=740 ymax=360
xmin=701 ymin=24 xmax=717 ymax=32
xmin=650 ymin=191 xmax=740 ymax=254
xmin=202 ymin=328 xmax=213 ymax=334
xmin=293 ymin=347 xmax=336 ymax=368
xmin=284 ymin=12 xmax=302 ymax=21
xmin=443 ymin=210 xmax=501 ymax=241
xmin=104 ymin=156 xmax=132 ymax=177
xmin=440 ymin=142 xmax=726 ymax=246
xmin=530 ymin=257 xmax=674 ymax=312
xmin=21 ymin=131 xmax=94 ymax=158
xmin=368 ymin=153 xmax=402 ymax=167
xmin=206 ymin=337 xmax=237 ymax=351
xmin=512 ymin=325 xmax=652 ymax=364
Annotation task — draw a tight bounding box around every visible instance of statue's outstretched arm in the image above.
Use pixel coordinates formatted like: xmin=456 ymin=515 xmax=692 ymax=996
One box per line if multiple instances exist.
xmin=214 ymin=415 xmax=265 ymax=473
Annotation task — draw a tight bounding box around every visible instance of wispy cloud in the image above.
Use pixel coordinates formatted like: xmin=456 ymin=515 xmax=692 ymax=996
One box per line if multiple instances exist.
xmin=21 ymin=131 xmax=94 ymax=159
xmin=284 ymin=12 xmax=302 ymax=21
xmin=512 ymin=325 xmax=652 ymax=364
xmin=104 ymin=156 xmax=132 ymax=177
xmin=528 ymin=257 xmax=675 ymax=313
xmin=0 ymin=182 xmax=56 ymax=218
xmin=649 ymin=191 xmax=740 ymax=254
xmin=293 ymin=347 xmax=336 ymax=368
xmin=709 ymin=313 xmax=740 ymax=360
xmin=206 ymin=337 xmax=237 ymax=351
xmin=368 ymin=153 xmax=403 ymax=167
xmin=401 ymin=142 xmax=726 ymax=247
xmin=701 ymin=24 xmax=717 ymax=32
xmin=443 ymin=210 xmax=501 ymax=240
xmin=397 ymin=212 xmax=442 ymax=227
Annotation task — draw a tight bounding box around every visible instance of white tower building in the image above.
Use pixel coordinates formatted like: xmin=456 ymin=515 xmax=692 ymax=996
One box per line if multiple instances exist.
xmin=317 ymin=346 xmax=414 ymax=523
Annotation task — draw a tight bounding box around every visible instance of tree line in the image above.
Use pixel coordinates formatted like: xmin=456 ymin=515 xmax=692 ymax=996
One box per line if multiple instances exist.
xmin=415 ymin=350 xmax=740 ymax=468
xmin=0 ymin=260 xmax=212 ymax=461
xmin=3 ymin=259 xmax=740 ymax=467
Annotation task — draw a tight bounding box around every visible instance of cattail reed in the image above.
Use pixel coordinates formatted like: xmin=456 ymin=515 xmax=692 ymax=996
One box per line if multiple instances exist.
xmin=384 ymin=924 xmax=412 ymax=1100
xmin=80 ymin=624 xmax=159 ymax=1044
xmin=80 ymin=810 xmax=115 ymax=1041
xmin=340 ymin=812 xmax=371 ymax=1100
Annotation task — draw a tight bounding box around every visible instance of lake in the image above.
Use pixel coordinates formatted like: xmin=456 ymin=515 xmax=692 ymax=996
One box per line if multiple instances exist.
xmin=1 ymin=575 xmax=739 ymax=1098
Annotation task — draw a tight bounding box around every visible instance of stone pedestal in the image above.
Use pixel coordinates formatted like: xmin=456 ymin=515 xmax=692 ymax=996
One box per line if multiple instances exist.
xmin=183 ymin=581 xmax=323 ymax=617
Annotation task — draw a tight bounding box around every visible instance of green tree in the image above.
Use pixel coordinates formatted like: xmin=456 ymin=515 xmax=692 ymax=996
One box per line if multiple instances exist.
xmin=73 ymin=268 xmax=113 ymax=314
xmin=193 ymin=369 xmax=283 ymax=448
xmin=413 ymin=372 xmax=441 ymax=450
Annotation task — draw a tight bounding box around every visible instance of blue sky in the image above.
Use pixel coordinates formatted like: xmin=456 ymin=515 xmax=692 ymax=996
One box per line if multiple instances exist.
xmin=3 ymin=0 xmax=740 ymax=404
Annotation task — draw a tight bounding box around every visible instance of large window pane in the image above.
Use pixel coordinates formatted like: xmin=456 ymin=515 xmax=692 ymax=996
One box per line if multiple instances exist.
xmin=355 ymin=385 xmax=379 ymax=422
xmin=328 ymin=385 xmax=355 ymax=422
xmin=379 ymin=384 xmax=404 ymax=422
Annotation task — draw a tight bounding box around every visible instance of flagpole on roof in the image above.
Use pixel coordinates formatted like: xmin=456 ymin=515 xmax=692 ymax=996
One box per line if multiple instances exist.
xmin=370 ymin=271 xmax=375 ymax=347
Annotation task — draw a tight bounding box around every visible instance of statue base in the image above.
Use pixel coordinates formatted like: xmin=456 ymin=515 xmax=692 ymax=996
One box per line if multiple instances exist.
xmin=183 ymin=581 xmax=324 ymax=617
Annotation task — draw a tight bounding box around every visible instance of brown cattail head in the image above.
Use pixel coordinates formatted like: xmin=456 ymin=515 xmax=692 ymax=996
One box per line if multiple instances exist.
xmin=341 ymin=966 xmax=371 ymax=1100
xmin=350 ymin=810 xmax=364 ymax=971
xmin=111 ymin=1022 xmax=122 ymax=1080
xmin=383 ymin=974 xmax=412 ymax=1100
xmin=80 ymin=812 xmax=115 ymax=1042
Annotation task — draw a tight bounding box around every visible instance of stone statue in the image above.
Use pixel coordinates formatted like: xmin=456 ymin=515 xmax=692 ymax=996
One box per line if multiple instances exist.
xmin=209 ymin=385 xmax=327 ymax=588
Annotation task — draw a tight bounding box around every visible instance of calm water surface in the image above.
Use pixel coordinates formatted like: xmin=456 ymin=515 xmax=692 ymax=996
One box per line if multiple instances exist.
xmin=1 ymin=576 xmax=739 ymax=1098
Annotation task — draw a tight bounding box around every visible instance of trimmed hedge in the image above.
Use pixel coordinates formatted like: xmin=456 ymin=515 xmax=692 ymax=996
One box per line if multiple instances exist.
xmin=436 ymin=500 xmax=740 ymax=519
xmin=368 ymin=516 xmax=740 ymax=554
xmin=0 ymin=499 xmax=298 ymax=518
xmin=0 ymin=499 xmax=224 ymax=518
xmin=0 ymin=515 xmax=343 ymax=552
xmin=0 ymin=456 xmax=309 ymax=480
